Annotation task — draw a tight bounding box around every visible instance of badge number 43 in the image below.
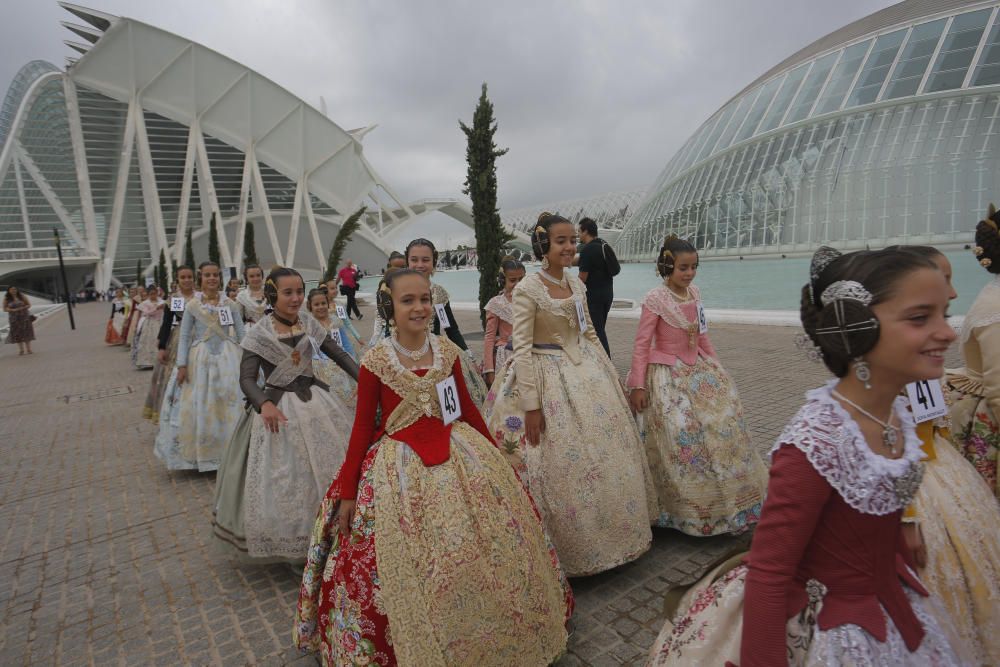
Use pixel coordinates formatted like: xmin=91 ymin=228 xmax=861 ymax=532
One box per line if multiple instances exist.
xmin=436 ymin=375 xmax=461 ymax=425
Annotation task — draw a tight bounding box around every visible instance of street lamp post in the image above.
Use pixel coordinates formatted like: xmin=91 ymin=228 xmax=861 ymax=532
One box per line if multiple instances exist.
xmin=53 ymin=228 xmax=76 ymax=330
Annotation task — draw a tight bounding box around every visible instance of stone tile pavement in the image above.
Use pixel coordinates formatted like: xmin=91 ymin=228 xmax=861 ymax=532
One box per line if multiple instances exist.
xmin=0 ymin=302 xmax=961 ymax=666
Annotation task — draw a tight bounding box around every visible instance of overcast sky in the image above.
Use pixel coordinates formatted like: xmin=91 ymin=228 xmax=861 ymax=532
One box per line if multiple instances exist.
xmin=2 ymin=0 xmax=896 ymax=247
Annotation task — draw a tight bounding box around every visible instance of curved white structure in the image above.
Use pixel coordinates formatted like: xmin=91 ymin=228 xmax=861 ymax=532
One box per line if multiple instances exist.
xmin=0 ymin=3 xmax=484 ymax=289
xmin=617 ymin=0 xmax=1000 ymax=260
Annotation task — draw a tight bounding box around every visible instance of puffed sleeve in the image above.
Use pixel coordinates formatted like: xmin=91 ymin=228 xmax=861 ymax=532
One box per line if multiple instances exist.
xmin=176 ymin=309 xmax=195 ymax=367
xmin=627 ymin=305 xmax=658 ymax=389
xmin=741 ymin=444 xmax=831 ymax=667
xmin=319 ymin=335 xmax=360 ymax=381
xmin=337 ymin=365 xmax=381 ymax=500
xmin=512 ymin=286 xmax=540 ymax=412
xmin=976 ymin=322 xmax=1000 ymax=421
xmin=239 ymin=350 xmax=269 ymax=411
xmin=230 ymin=306 xmax=245 ymax=343
xmin=483 ymin=310 xmax=500 ymax=373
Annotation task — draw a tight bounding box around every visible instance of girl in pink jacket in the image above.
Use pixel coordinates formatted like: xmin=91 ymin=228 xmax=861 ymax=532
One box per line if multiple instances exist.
xmin=627 ymin=235 xmax=767 ymax=536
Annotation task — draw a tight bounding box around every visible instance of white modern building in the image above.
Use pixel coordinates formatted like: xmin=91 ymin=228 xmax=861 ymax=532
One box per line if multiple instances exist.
xmin=0 ymin=3 xmax=490 ymax=291
xmin=616 ymin=0 xmax=1000 ymax=260
xmin=501 ymin=187 xmax=647 ymax=247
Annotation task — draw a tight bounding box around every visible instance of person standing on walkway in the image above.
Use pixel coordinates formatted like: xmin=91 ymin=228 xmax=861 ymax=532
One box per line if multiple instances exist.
xmin=4 ymin=286 xmax=34 ymax=355
xmin=294 ymin=268 xmax=572 ymax=666
xmin=406 ymin=237 xmax=489 ymax=406
xmin=154 ymin=261 xmax=245 ymax=472
xmin=627 ymin=235 xmax=767 ymax=536
xmin=235 ymin=264 xmax=268 ymax=327
xmin=132 ymin=287 xmax=165 ymax=369
xmin=576 ymin=217 xmax=618 ymax=356
xmin=212 ymin=267 xmax=358 ymax=564
xmin=486 ymin=213 xmax=655 ymax=577
xmin=306 ymin=287 xmax=361 ymax=404
xmin=366 ymin=252 xmax=407 ymax=348
xmin=334 ymin=259 xmax=363 ymax=320
xmin=647 ymin=246 xmax=963 ymax=666
xmin=143 ymin=266 xmax=196 ymax=423
xmin=106 ymin=288 xmax=127 ymax=345
xmin=482 ymin=257 xmax=524 ymax=388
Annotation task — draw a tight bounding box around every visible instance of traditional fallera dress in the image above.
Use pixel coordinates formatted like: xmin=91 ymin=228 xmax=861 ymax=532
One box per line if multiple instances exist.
xmin=105 ymin=298 xmax=127 ymax=345
xmin=430 ymin=281 xmax=489 ymax=407
xmin=212 ymin=312 xmax=358 ymax=563
xmin=628 ymin=284 xmax=767 ymax=536
xmin=646 ymin=382 xmax=962 ymax=666
xmin=235 ymin=288 xmax=268 ymax=327
xmin=310 ymin=316 xmax=359 ymax=404
xmin=946 ymin=275 xmax=1000 ymax=496
xmin=485 ymin=273 xmax=655 ymax=577
xmin=123 ymin=297 xmax=141 ymax=346
xmin=153 ymin=294 xmax=244 ymax=472
xmin=4 ymin=297 xmax=34 ymax=344
xmin=294 ymin=335 xmax=573 ymax=667
xmin=143 ymin=294 xmax=195 ymax=423
xmin=483 ymin=292 xmax=514 ymax=376
xmin=904 ymin=413 xmax=1000 ymax=666
xmin=131 ymin=298 xmax=165 ymax=369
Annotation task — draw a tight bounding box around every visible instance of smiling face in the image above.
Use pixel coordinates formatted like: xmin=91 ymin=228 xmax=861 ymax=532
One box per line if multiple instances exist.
xmin=867 ymin=267 xmax=956 ymax=386
xmin=668 ymin=251 xmax=699 ymax=291
xmin=407 ymin=244 xmax=435 ymax=277
xmin=246 ymin=267 xmax=264 ymax=290
xmin=391 ymin=273 xmax=432 ymax=336
xmin=544 ymin=222 xmax=577 ymax=269
xmin=308 ymin=291 xmax=329 ymax=319
xmin=176 ymin=268 xmax=195 ymax=294
xmin=200 ymin=265 xmax=220 ymax=294
xmin=272 ymin=275 xmax=305 ymax=320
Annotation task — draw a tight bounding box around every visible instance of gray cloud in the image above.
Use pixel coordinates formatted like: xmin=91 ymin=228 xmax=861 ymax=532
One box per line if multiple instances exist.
xmin=2 ymin=0 xmax=895 ymax=245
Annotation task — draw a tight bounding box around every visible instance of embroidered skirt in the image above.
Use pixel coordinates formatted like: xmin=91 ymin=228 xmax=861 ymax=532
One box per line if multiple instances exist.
xmin=311 ymin=355 xmax=357 ymax=405
xmin=946 ymin=379 xmax=999 ymax=497
xmin=132 ymin=318 xmax=161 ymax=369
xmin=212 ymin=387 xmax=354 ymax=562
xmin=294 ymin=423 xmax=572 ymax=667
xmin=647 ymin=557 xmax=963 ymax=666
xmin=638 ymin=358 xmax=767 ymax=536
xmin=143 ymin=327 xmax=179 ymax=423
xmin=105 ymin=313 xmax=125 ymax=345
xmin=486 ymin=341 xmax=655 ymax=577
xmin=910 ymin=433 xmax=1000 ymax=665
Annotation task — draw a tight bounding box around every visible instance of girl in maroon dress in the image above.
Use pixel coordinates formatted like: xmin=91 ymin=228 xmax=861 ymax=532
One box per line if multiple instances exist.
xmin=647 ymin=246 xmax=963 ymax=666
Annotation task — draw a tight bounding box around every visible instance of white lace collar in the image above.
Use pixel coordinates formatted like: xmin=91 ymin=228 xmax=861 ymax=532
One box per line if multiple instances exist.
xmin=379 ymin=332 xmax=444 ymax=376
xmin=770 ymin=380 xmax=925 ymax=515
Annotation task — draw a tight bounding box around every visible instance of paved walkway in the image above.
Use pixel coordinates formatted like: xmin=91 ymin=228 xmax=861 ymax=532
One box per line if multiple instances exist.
xmin=0 ymin=302 xmax=960 ymax=666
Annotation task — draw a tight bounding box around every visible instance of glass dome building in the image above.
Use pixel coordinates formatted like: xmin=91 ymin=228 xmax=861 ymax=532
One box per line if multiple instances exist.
xmin=617 ymin=0 xmax=1000 ymax=260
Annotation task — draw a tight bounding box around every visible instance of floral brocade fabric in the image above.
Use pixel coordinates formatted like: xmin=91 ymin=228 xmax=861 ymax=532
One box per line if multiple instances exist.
xmin=947 ymin=395 xmax=1000 ymax=496
xmin=294 ymin=427 xmax=571 ymax=666
xmin=638 ymin=358 xmax=767 ymax=536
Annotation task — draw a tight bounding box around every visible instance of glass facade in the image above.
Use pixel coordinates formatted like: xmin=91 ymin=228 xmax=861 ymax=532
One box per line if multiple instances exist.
xmin=617 ymin=3 xmax=1000 ymax=260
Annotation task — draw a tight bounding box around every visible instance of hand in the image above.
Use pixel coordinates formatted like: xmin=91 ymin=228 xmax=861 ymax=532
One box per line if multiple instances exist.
xmin=157 ymin=349 xmax=168 ymax=365
xmin=525 ymin=409 xmax=545 ymax=447
xmin=629 ymin=388 xmax=648 ymax=414
xmin=902 ymin=523 xmax=927 ymax=569
xmin=260 ymin=401 xmax=288 ymax=433
xmin=484 ymin=371 xmax=495 ymax=386
xmin=336 ymin=499 xmax=356 ymax=537
xmin=176 ymin=366 xmax=187 ymax=385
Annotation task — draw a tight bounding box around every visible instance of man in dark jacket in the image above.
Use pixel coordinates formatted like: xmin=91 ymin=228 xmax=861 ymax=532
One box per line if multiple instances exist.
xmin=576 ymin=217 xmax=613 ymax=356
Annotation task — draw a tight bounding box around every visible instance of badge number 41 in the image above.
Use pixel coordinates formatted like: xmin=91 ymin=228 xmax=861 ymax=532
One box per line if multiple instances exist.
xmin=436 ymin=375 xmax=462 ymax=425
xmin=905 ymin=379 xmax=948 ymax=423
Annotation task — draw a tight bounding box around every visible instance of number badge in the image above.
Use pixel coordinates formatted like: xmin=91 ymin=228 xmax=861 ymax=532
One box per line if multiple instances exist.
xmin=697 ymin=302 xmax=708 ymax=335
xmin=905 ymin=379 xmax=948 ymax=423
xmin=335 ymin=304 xmax=348 ymax=320
xmin=434 ymin=303 xmax=451 ymax=329
xmin=436 ymin=375 xmax=462 ymax=425
xmin=170 ymin=297 xmax=185 ymax=312
xmin=574 ymin=299 xmax=587 ymax=333
xmin=218 ymin=306 xmax=234 ymax=327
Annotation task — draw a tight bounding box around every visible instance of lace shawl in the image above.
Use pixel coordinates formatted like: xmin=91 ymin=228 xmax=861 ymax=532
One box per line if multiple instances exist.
xmin=361 ymin=334 xmax=459 ymax=434
xmin=186 ymin=295 xmax=236 ymax=342
xmin=961 ymin=276 xmax=1000 ymax=343
xmin=485 ymin=294 xmax=514 ymax=324
xmin=770 ymin=381 xmax=926 ymax=515
xmin=240 ymin=311 xmax=327 ymax=387
xmin=431 ymin=282 xmax=450 ymax=306
xmin=236 ymin=288 xmax=267 ymax=322
xmin=642 ymin=284 xmax=702 ymax=331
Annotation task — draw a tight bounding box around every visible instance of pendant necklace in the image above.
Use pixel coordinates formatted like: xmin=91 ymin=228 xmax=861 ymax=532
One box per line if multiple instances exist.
xmin=831 ymin=389 xmax=901 ymax=454
xmin=271 ymin=312 xmax=298 ymax=328
xmin=539 ymin=269 xmax=569 ymax=289
xmin=392 ymin=333 xmax=430 ymax=361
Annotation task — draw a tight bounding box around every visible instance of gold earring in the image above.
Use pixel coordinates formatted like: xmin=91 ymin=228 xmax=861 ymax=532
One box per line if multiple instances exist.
xmin=541 ymin=257 xmax=550 ymax=270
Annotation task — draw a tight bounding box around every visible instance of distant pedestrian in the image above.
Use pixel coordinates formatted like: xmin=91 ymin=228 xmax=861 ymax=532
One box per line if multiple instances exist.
xmin=576 ymin=217 xmax=619 ymax=356
xmin=335 ymin=259 xmax=363 ymax=320
xmin=4 ymin=286 xmax=34 ymax=355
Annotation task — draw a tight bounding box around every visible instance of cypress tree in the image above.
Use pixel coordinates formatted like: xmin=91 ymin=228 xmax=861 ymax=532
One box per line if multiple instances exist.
xmin=460 ymin=83 xmax=513 ymax=328
xmin=157 ymin=249 xmax=168 ymax=292
xmin=135 ymin=259 xmax=142 ymax=286
xmin=171 ymin=258 xmax=179 ymax=283
xmin=323 ymin=206 xmax=367 ymax=283
xmin=243 ymin=222 xmax=258 ymax=267
xmin=184 ymin=227 xmax=195 ymax=268
xmin=208 ymin=213 xmax=220 ymax=266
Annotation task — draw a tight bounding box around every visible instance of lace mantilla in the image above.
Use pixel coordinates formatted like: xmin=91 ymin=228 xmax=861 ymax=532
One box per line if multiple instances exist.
xmin=770 ymin=381 xmax=926 ymax=515
xmin=485 ymin=294 xmax=514 ymax=324
xmin=236 ymin=288 xmax=267 ymax=321
xmin=642 ymin=284 xmax=702 ymax=331
xmin=515 ymin=273 xmax=586 ymax=325
xmin=241 ymin=311 xmax=326 ymax=387
xmin=361 ymin=334 xmax=459 ymax=433
xmin=430 ymin=282 xmax=450 ymax=306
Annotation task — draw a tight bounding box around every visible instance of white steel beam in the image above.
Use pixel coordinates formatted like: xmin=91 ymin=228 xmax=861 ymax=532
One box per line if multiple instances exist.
xmin=12 ymin=155 xmax=33 ymax=249
xmin=133 ymin=103 xmax=170 ymax=275
xmin=285 ymin=178 xmax=304 ymax=267
xmin=232 ymin=146 xmax=254 ymax=272
xmin=103 ymin=99 xmax=138 ymax=281
xmin=63 ymin=77 xmax=98 ymax=254
xmin=194 ymin=128 xmax=233 ymax=267
xmin=14 ymin=141 xmax=88 ymax=249
xmin=303 ymin=185 xmax=326 ymax=272
xmin=250 ymin=158 xmax=283 ymax=265
xmin=172 ymin=123 xmax=198 ymax=264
